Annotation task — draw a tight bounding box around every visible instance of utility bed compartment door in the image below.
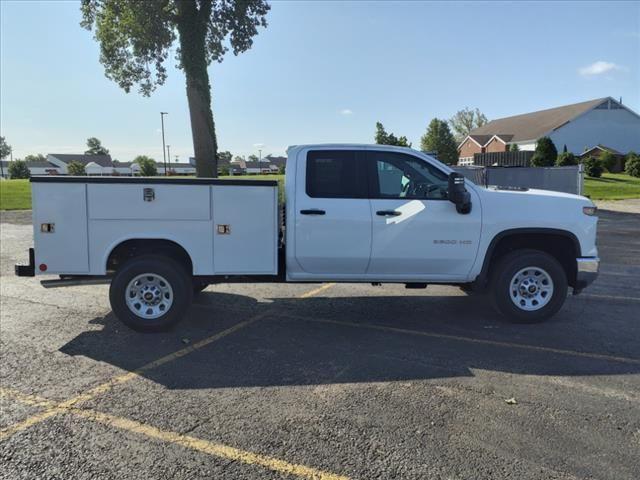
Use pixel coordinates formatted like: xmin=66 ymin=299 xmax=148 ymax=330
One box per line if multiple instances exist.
xmin=212 ymin=185 xmax=278 ymax=274
xmin=87 ymin=184 xmax=210 ymax=220
xmin=32 ymin=183 xmax=89 ymax=273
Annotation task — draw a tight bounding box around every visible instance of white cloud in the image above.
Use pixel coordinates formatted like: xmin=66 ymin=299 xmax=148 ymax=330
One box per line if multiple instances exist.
xmin=579 ymin=61 xmax=623 ymax=76
xmin=253 ymin=143 xmax=265 ymax=148
xmin=340 ymin=109 xmax=353 ymax=115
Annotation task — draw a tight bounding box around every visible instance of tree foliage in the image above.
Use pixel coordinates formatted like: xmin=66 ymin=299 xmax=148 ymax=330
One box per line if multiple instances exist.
xmin=582 ymin=156 xmax=603 ymax=178
xmin=85 ymin=137 xmax=110 ymax=155
xmin=133 ymin=155 xmax=158 ymax=176
xmin=23 ymin=154 xmax=47 ymax=163
xmin=0 ymin=136 xmax=11 ymax=160
xmin=449 ymin=107 xmax=488 ymax=142
xmin=80 ymin=0 xmax=270 ymax=178
xmin=555 ymin=152 xmax=577 ymax=166
xmin=67 ymin=161 xmax=87 ymax=176
xmin=217 ymin=150 xmax=233 ymax=164
xmin=8 ymin=160 xmax=30 ymax=179
xmin=625 ymin=152 xmax=640 ymax=178
xmin=374 ymin=122 xmax=411 ymax=147
xmin=420 ymin=118 xmax=458 ymax=165
xmin=598 ymin=150 xmax=616 ymax=172
xmin=247 ymin=154 xmax=259 ymax=162
xmin=531 ymin=136 xmax=557 ymax=167
xmin=509 ymin=143 xmax=520 ymax=152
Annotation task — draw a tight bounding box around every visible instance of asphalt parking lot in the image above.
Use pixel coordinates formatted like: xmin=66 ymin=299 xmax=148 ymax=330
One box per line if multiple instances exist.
xmin=1 ymin=203 xmax=639 ymax=480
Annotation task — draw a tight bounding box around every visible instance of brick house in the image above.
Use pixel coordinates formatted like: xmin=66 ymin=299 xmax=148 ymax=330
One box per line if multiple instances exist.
xmin=457 ymin=97 xmax=640 ymax=165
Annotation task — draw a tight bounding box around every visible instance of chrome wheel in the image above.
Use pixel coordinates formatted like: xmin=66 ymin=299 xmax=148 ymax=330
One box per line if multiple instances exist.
xmin=509 ymin=266 xmax=554 ymax=311
xmin=125 ymin=273 xmax=174 ymax=320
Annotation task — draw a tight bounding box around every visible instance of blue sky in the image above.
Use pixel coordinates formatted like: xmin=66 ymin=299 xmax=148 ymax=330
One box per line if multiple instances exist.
xmin=1 ymin=0 xmax=638 ymax=162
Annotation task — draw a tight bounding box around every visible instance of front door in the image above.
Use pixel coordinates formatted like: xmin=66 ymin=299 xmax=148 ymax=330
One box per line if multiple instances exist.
xmin=366 ymin=150 xmax=481 ymax=278
xmin=294 ymin=149 xmax=372 ymax=275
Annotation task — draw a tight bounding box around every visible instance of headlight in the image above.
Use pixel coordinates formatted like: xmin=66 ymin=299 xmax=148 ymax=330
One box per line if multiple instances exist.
xmin=583 ymin=206 xmax=597 ymax=216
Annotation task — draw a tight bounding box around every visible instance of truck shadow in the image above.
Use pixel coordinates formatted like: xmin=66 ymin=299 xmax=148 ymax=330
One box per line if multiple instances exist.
xmin=59 ymin=290 xmax=640 ymax=390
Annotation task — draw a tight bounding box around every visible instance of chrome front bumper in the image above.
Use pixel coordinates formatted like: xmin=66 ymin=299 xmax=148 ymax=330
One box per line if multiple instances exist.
xmin=574 ymin=257 xmax=599 ymax=293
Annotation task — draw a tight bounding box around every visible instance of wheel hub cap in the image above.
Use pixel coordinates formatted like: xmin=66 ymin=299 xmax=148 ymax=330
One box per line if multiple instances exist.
xmin=125 ymin=273 xmax=174 ymax=320
xmin=510 ymin=267 xmax=554 ymax=311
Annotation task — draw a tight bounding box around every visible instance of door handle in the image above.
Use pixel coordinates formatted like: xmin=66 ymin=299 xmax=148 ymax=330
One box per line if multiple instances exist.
xmin=376 ymin=210 xmax=401 ymax=216
xmin=300 ymin=209 xmax=326 ymax=215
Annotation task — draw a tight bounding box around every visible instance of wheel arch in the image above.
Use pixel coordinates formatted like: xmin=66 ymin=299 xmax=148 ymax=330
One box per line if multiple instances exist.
xmin=105 ymin=237 xmax=194 ymax=275
xmin=476 ymin=228 xmax=580 ymax=288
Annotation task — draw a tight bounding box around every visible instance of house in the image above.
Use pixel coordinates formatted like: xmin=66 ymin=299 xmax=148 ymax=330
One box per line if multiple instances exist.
xmin=579 ymin=145 xmax=626 ymax=172
xmin=47 ymin=153 xmax=114 ymax=174
xmin=457 ymin=97 xmax=640 ymax=165
xmin=1 ymin=159 xmax=62 ymax=178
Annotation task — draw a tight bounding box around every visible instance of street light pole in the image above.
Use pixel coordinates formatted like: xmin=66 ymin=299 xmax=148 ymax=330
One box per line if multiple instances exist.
xmin=160 ymin=112 xmax=168 ymax=176
xmin=166 ymin=145 xmax=171 ymax=173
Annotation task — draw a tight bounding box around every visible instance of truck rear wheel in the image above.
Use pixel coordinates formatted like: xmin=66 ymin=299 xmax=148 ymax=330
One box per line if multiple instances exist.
xmin=109 ymin=254 xmax=193 ymax=332
xmin=491 ymin=249 xmax=567 ymax=323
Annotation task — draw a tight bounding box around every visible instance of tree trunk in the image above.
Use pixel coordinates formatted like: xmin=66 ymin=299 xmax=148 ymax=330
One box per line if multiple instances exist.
xmin=176 ymin=1 xmax=217 ymax=178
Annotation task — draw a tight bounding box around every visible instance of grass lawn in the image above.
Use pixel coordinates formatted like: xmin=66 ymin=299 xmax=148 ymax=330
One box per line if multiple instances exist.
xmin=0 ymin=175 xmax=285 ymax=210
xmin=584 ymin=173 xmax=640 ymax=200
xmin=0 ymin=179 xmax=31 ymax=210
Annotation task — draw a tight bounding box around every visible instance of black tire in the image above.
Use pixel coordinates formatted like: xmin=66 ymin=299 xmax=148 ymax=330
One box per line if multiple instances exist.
xmin=491 ymin=249 xmax=567 ymax=324
xmin=193 ymin=280 xmax=209 ymax=295
xmin=109 ymin=254 xmax=193 ymax=332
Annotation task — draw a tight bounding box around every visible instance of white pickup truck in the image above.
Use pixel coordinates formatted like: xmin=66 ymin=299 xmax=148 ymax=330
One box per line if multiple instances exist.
xmin=16 ymin=144 xmax=599 ymax=331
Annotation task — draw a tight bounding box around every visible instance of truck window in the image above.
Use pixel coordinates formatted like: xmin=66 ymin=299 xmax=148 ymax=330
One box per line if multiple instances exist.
xmin=367 ymin=151 xmax=449 ymax=200
xmin=306 ymin=150 xmax=367 ymax=198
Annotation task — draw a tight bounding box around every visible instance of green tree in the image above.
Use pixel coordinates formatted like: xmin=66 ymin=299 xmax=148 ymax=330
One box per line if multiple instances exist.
xmin=0 ymin=136 xmax=11 ymax=179
xmin=248 ymin=154 xmax=259 ymax=162
xmin=217 ymin=150 xmax=233 ymax=164
xmin=133 ymin=155 xmax=158 ymax=176
xmin=448 ymin=107 xmax=488 ymax=142
xmin=420 ymin=118 xmax=458 ymax=165
xmin=582 ymin=156 xmax=603 ymax=178
xmin=509 ymin=143 xmax=520 ymax=152
xmin=67 ymin=161 xmax=87 ymax=176
xmin=0 ymin=136 xmax=11 ymax=160
xmin=81 ymin=0 xmax=270 ymax=178
xmin=598 ymin=150 xmax=616 ymax=172
xmin=23 ymin=154 xmax=47 ymax=163
xmin=555 ymin=152 xmax=578 ymax=166
xmin=624 ymin=152 xmax=640 ymax=177
xmin=85 ymin=137 xmax=109 ymax=155
xmin=374 ymin=122 xmax=411 ymax=147
xmin=530 ymin=136 xmax=557 ymax=167
xmin=8 ymin=160 xmax=30 ymax=179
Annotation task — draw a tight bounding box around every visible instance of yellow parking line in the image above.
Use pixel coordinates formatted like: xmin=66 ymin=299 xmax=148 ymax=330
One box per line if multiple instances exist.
xmin=298 ymin=283 xmax=336 ymax=298
xmin=286 ymin=315 xmax=640 ymax=366
xmin=0 ymin=283 xmax=334 ymax=441
xmin=580 ymin=293 xmax=640 ymax=303
xmin=74 ymin=409 xmax=348 ymax=480
xmin=0 ymin=388 xmax=348 ymax=480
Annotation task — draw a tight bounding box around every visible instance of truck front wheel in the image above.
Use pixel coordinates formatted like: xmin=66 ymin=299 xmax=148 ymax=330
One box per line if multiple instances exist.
xmin=109 ymin=254 xmax=193 ymax=332
xmin=491 ymin=249 xmax=567 ymax=323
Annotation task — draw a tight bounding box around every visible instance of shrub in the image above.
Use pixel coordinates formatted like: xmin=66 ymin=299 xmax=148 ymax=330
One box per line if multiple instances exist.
xmin=583 ymin=156 xmax=603 ymax=178
xmin=8 ymin=160 xmax=30 ymax=179
xmin=530 ymin=136 xmax=557 ymax=167
xmin=598 ymin=150 xmax=616 ymax=172
xmin=67 ymin=161 xmax=86 ymax=176
xmin=555 ymin=152 xmax=578 ymax=166
xmin=133 ymin=155 xmax=158 ymax=176
xmin=625 ymin=152 xmax=640 ymax=178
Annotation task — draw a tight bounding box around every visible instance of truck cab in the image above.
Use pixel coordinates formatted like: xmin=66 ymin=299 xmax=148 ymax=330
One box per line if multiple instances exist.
xmin=16 ymin=144 xmax=599 ymax=331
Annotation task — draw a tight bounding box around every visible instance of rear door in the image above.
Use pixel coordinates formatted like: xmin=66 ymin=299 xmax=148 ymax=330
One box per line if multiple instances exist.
xmin=293 ymin=149 xmax=371 ymax=274
xmin=366 ymin=150 xmax=481 ymax=278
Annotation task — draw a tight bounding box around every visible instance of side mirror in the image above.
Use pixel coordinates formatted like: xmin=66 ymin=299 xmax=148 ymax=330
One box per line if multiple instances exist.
xmin=448 ymin=172 xmax=472 ymax=214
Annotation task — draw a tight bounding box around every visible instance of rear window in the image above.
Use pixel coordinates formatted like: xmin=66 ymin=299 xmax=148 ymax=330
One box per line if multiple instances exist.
xmin=306 ymin=150 xmax=366 ymax=198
